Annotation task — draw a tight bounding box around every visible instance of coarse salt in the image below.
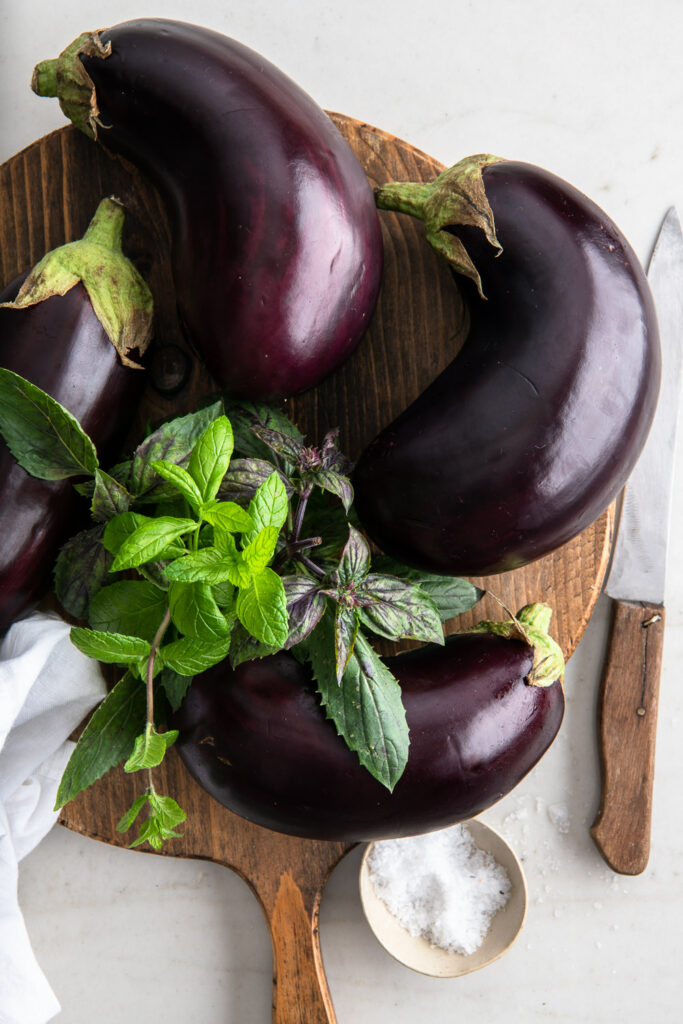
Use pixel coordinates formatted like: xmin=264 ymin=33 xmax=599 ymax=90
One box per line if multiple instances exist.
xmin=367 ymin=824 xmax=511 ymax=956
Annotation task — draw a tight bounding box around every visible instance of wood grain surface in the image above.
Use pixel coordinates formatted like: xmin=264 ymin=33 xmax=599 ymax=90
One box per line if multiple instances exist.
xmin=591 ymin=599 xmax=665 ymax=875
xmin=0 ymin=116 xmax=613 ymax=1023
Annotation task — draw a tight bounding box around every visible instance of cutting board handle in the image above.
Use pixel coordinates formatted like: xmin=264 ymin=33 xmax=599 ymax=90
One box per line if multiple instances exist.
xmin=263 ymin=870 xmax=337 ymax=1024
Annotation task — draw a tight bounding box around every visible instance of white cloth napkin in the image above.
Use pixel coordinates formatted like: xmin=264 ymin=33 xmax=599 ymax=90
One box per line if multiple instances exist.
xmin=0 ymin=612 xmax=106 ymax=1024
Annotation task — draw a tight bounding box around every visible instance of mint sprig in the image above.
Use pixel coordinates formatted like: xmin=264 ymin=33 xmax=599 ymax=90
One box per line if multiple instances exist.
xmin=0 ymin=377 xmax=485 ymax=848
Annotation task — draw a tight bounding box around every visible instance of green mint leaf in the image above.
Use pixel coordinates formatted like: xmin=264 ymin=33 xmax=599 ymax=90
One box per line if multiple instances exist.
xmin=357 ymin=575 xmax=444 ymax=645
xmin=306 ymin=617 xmax=409 ymax=791
xmin=250 ymin=425 xmax=305 ymax=463
xmin=337 ymin=525 xmax=370 ymax=586
xmin=55 ymin=671 xmax=145 ymax=807
xmin=335 ymin=605 xmax=359 ymax=683
xmin=212 ymin=580 xmax=235 ymax=608
xmin=245 ymin=471 xmax=288 ymax=542
xmin=201 ymin=500 xmax=254 ymax=534
xmin=370 ymin=555 xmax=485 ymax=622
xmin=116 ymin=793 xmax=149 ymax=834
xmin=88 ymin=580 xmax=168 ymax=643
xmin=282 ymin=575 xmax=326 ymax=648
xmin=168 ymin=580 xmax=232 ymax=640
xmin=188 ymin=415 xmax=234 ymax=501
xmin=242 ymin=526 xmax=279 ymax=572
xmin=130 ymin=401 xmax=224 ymax=496
xmin=110 ymin=517 xmax=196 ymax=571
xmin=218 ymin=458 xmax=293 ymax=505
xmin=91 ymin=469 xmax=132 ymax=523
xmin=235 ymin=567 xmax=288 ymax=648
xmin=165 ymin=547 xmax=236 ymax=585
xmin=0 ymin=368 xmax=99 ymax=480
xmin=70 ymin=627 xmax=151 ymax=664
xmin=222 ymin=398 xmax=304 ymax=460
xmin=123 ymin=723 xmax=178 ymax=772
xmin=228 ymin=620 xmax=280 ymax=668
xmin=158 ymin=667 xmax=194 ymax=712
xmin=150 ymin=460 xmax=204 ymax=511
xmin=128 ymin=816 xmax=164 ymax=850
xmin=102 ymin=511 xmax=151 ymax=555
xmin=147 ymin=791 xmax=186 ymax=831
xmin=54 ymin=525 xmax=114 ymax=620
xmin=313 ymin=469 xmax=354 ymax=512
xmin=160 ymin=634 xmax=232 ymax=675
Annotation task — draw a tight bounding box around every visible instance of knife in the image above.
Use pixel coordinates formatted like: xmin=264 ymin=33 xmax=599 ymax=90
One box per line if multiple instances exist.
xmin=590 ymin=207 xmax=683 ymax=875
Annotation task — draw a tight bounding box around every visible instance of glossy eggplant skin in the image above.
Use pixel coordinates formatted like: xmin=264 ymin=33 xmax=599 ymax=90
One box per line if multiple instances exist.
xmin=353 ymin=161 xmax=660 ymax=575
xmin=0 ymin=278 xmax=144 ymax=634
xmin=174 ymin=633 xmax=564 ymax=841
xmin=74 ymin=19 xmax=382 ymax=399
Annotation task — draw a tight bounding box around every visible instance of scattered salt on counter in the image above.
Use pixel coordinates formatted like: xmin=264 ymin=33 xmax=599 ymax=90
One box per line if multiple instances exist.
xmin=367 ymin=824 xmax=511 ymax=956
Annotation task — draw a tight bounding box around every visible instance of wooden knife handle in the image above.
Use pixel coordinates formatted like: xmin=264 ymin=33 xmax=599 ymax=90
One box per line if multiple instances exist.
xmin=590 ymin=599 xmax=665 ymax=875
xmin=264 ymin=871 xmax=337 ymax=1024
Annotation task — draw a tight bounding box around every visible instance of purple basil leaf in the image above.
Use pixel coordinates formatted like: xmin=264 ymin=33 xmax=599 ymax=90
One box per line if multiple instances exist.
xmin=218 ymin=458 xmax=293 ymax=505
xmin=357 ymin=574 xmax=444 ymax=644
xmin=313 ymin=468 xmax=354 ymax=512
xmin=282 ymin=575 xmax=327 ymax=649
xmin=337 ymin=525 xmax=370 ymax=587
xmin=223 ymin=398 xmax=305 ymax=460
xmin=335 ymin=604 xmax=359 ymax=683
xmin=54 ymin=524 xmax=116 ymax=620
xmin=250 ymin=425 xmax=306 ymax=463
xmin=91 ymin=469 xmax=133 ymax=523
xmin=320 ymin=428 xmax=353 ymax=475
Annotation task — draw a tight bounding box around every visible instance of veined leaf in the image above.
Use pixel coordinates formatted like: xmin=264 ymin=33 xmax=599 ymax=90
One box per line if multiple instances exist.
xmin=70 ymin=627 xmax=150 ymax=664
xmin=0 ymin=368 xmax=99 ymax=479
xmin=188 ymin=415 xmax=234 ymax=501
xmin=357 ymin=575 xmax=444 ymax=645
xmin=151 ymin=460 xmax=204 ymax=511
xmin=110 ymin=517 xmax=196 ymax=571
xmin=88 ymin=580 xmax=168 ymax=643
xmin=201 ymin=500 xmax=254 ymax=534
xmin=130 ymin=401 xmax=224 ymax=496
xmin=370 ymin=555 xmax=484 ymax=623
xmin=242 ymin=526 xmax=279 ymax=571
xmin=235 ymin=567 xmax=288 ymax=648
xmin=55 ymin=671 xmax=145 ymax=807
xmin=102 ymin=511 xmax=151 ymax=555
xmin=91 ymin=469 xmax=132 ymax=522
xmin=165 ymin=547 xmax=238 ymax=586
xmin=160 ymin=634 xmax=232 ymax=675
xmin=282 ymin=574 xmax=326 ymax=648
xmin=334 ymin=604 xmax=359 ymax=683
xmin=54 ymin=524 xmax=114 ymax=620
xmin=124 ymin=723 xmax=178 ymax=772
xmin=218 ymin=458 xmax=293 ymax=505
xmin=337 ymin=525 xmax=370 ymax=586
xmin=228 ymin=621 xmax=280 ymax=668
xmin=245 ymin=471 xmax=288 ymax=542
xmin=158 ymin=667 xmax=194 ymax=712
xmin=168 ymin=580 xmax=232 ymax=640
xmin=306 ymin=618 xmax=409 ymax=791
xmin=222 ymin=398 xmax=304 ymax=461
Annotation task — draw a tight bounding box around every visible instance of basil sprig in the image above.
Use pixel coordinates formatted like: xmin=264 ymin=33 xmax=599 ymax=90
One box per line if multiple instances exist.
xmin=0 ymin=374 xmax=483 ymax=848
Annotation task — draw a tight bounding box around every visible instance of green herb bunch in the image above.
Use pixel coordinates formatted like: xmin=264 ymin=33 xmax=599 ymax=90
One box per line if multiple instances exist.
xmin=0 ymin=369 xmax=482 ymax=850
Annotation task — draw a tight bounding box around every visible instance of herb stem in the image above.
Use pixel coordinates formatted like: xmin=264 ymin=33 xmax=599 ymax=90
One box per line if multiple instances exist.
xmin=146 ymin=606 xmax=171 ymax=727
xmin=298 ymin=553 xmax=327 ymax=580
xmin=293 ymin=484 xmax=312 ymax=542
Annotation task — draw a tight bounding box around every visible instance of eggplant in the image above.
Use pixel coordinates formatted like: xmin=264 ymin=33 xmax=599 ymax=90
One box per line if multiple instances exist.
xmin=174 ymin=604 xmax=564 ymax=841
xmin=352 ymin=157 xmax=660 ymax=575
xmin=32 ymin=20 xmax=383 ymax=400
xmin=0 ymin=198 xmax=152 ymax=634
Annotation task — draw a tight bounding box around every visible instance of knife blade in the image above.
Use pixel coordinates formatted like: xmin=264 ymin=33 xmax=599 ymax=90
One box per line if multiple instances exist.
xmin=590 ymin=207 xmax=683 ymax=875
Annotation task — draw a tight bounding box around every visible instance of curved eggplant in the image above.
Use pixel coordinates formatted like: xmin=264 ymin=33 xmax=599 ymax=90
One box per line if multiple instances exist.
xmin=0 ymin=199 xmax=151 ymax=634
xmin=174 ymin=606 xmax=564 ymax=841
xmin=33 ymin=20 xmax=383 ymax=400
xmin=353 ymin=157 xmax=660 ymax=575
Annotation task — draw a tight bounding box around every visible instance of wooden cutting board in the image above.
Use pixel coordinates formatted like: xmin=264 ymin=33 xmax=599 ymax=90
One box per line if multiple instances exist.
xmin=0 ymin=118 xmax=612 ymax=1023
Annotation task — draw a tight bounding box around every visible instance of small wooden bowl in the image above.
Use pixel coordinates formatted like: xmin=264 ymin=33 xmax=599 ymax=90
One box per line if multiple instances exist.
xmin=359 ymin=820 xmax=527 ymax=978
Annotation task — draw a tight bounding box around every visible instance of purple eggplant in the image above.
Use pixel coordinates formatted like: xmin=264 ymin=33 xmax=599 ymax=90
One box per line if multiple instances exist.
xmin=353 ymin=157 xmax=660 ymax=576
xmin=32 ymin=20 xmax=383 ymax=400
xmin=174 ymin=605 xmax=564 ymax=841
xmin=0 ymin=198 xmax=151 ymax=634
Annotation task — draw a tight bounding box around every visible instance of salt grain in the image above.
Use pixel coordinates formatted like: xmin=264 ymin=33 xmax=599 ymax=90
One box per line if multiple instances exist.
xmin=367 ymin=824 xmax=511 ymax=956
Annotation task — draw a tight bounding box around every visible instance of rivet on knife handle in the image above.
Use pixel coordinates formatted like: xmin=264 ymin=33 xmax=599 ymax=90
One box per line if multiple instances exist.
xmin=590 ymin=599 xmax=665 ymax=874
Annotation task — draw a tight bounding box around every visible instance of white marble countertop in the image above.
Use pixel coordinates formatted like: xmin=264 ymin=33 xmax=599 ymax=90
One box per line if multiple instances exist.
xmin=3 ymin=1 xmax=683 ymax=1020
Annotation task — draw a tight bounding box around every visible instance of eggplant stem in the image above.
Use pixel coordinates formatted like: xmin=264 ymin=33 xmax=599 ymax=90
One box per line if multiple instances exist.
xmin=374 ymin=181 xmax=433 ymax=221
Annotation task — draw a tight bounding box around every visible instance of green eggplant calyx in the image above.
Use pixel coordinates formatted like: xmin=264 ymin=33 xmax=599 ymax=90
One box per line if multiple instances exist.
xmin=0 ymin=197 xmax=153 ymax=367
xmin=460 ymin=601 xmax=565 ymax=688
xmin=374 ymin=154 xmax=504 ymax=298
xmin=31 ymin=31 xmax=111 ymax=140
